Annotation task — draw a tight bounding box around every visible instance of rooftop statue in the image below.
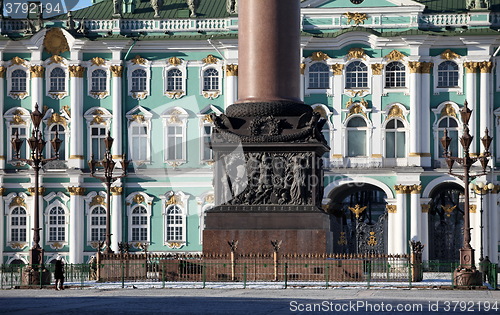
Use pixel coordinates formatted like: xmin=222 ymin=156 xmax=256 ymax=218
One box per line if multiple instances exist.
xmin=187 ymin=0 xmax=199 ymax=18
xmin=151 ymin=0 xmax=163 ymax=18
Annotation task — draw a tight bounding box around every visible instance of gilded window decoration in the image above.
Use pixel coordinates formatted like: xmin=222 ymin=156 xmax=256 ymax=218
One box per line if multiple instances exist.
xmin=440 ymin=103 xmax=458 ymax=119
xmin=310 ymin=51 xmax=330 ymax=61
xmin=90 ymin=57 xmax=106 ymax=66
xmin=344 ymin=12 xmax=368 ymax=26
xmin=440 ymin=49 xmax=460 ymax=60
xmin=8 ymin=58 xmax=29 ymax=100
xmin=347 ymin=48 xmax=366 ymax=60
xmin=164 ymin=58 xmax=187 ymax=99
xmin=43 ymin=28 xmax=70 ymax=55
xmin=202 ymin=54 xmax=220 ymax=64
xmin=127 ymin=57 xmax=151 ymax=100
xmin=131 ymin=55 xmax=147 ymax=65
xmin=384 ymin=50 xmax=406 ymax=61
xmin=386 ymin=105 xmax=405 ymax=121
xmin=371 ymin=63 xmax=383 ymax=75
xmin=331 ymin=64 xmax=344 ymax=75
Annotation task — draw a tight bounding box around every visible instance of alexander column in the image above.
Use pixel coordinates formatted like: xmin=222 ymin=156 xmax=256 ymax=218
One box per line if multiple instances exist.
xmin=204 ymin=0 xmax=331 ymax=255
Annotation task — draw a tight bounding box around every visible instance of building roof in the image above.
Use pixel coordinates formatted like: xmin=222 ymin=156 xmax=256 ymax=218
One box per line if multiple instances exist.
xmin=414 ymin=0 xmax=500 ymax=13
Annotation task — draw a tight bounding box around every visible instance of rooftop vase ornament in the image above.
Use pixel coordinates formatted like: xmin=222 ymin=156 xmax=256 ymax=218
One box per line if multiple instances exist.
xmin=440 ymin=100 xmax=493 ymax=286
xmin=11 ymin=103 xmax=63 ymax=285
xmin=88 ymin=131 xmax=130 ymax=254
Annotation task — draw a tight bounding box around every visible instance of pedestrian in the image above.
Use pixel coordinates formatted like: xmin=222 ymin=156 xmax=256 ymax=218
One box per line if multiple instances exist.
xmin=54 ymin=255 xmax=65 ymax=290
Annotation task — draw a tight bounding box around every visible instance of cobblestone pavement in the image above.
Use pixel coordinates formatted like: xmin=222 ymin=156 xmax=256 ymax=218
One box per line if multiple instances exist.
xmin=1 ymin=288 xmax=499 ymax=314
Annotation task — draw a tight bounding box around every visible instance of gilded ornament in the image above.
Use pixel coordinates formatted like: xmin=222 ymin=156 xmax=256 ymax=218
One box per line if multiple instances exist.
xmin=49 ymin=55 xmax=65 ymax=65
xmin=30 ymin=65 xmax=45 ymax=77
xmin=110 ymin=65 xmax=123 ymax=77
xmin=166 ymin=195 xmax=180 ymax=205
xmin=441 ymin=205 xmax=456 ymax=217
xmin=313 ymin=106 xmax=327 ymax=119
xmin=205 ymin=194 xmax=215 ymax=204
xmin=202 ymin=54 xmax=219 ymax=64
xmin=11 ymin=115 xmax=26 ymax=125
xmin=62 ymin=105 xmax=71 ymax=117
xmin=0 ymin=188 xmax=4 ymax=196
xmin=463 ymin=62 xmax=478 ymax=74
xmin=203 ymin=91 xmax=220 ymax=99
xmin=344 ymin=12 xmax=368 ymax=26
xmin=420 ymin=62 xmax=433 ymax=74
xmin=28 ymin=187 xmax=45 ymax=195
xmin=131 ymin=55 xmax=147 ymax=65
xmin=43 ymin=28 xmax=70 ymax=55
xmin=440 ymin=49 xmax=460 ymax=60
xmin=225 ymin=64 xmax=238 ymax=76
xmin=300 ymin=63 xmax=306 ymax=75
xmin=347 ymin=104 xmax=367 ymax=118
xmin=410 ymin=184 xmax=422 ymax=194
xmin=345 ymin=89 xmax=368 ymax=97
xmin=421 ymin=204 xmax=430 ymax=213
xmin=49 ymin=92 xmax=67 ymax=100
xmin=348 ymin=204 xmax=367 ymax=218
xmin=90 ymin=195 xmax=106 ymax=206
xmin=69 ymin=65 xmax=86 ymax=77
xmin=90 ymin=57 xmax=106 ymax=66
xmin=166 ymin=242 xmax=184 ymax=249
xmin=9 ymin=242 xmax=27 ymax=249
xmin=310 ymin=51 xmax=330 ymax=61
xmin=133 ymin=194 xmax=145 ymax=204
xmin=50 ymin=242 xmax=64 ymax=249
xmin=90 ymin=91 xmax=109 ymax=99
xmin=168 ymin=110 xmax=182 ymax=124
xmin=0 ymin=66 xmax=6 ymax=78
xmin=384 ymin=50 xmax=406 ymax=61
xmin=347 ymin=47 xmax=366 ymax=60
xmin=168 ymin=57 xmax=182 ymax=66
xmin=359 ymin=98 xmax=368 ymax=108
xmin=440 ymin=103 xmax=457 ymax=118
xmin=165 ymin=91 xmax=185 ymax=99
xmin=10 ymin=196 xmax=26 ymax=208
xmin=394 ymin=184 xmax=411 ymax=194
xmin=93 ymin=109 xmax=105 ymax=115
xmin=386 ymin=105 xmax=404 ymax=120
xmin=367 ymin=231 xmax=377 ymax=246
xmin=331 ymin=64 xmax=344 ymax=75
xmin=371 ymin=63 xmax=383 ymax=75
xmin=10 ymin=56 xmax=27 ymax=67
xmin=48 ymin=113 xmax=67 ymax=127
xmin=469 ymin=205 xmax=477 ymax=213
xmin=202 ymin=114 xmax=214 ymax=124
xmin=131 ymin=114 xmax=145 ymax=123
xmin=408 ymin=61 xmax=420 ymax=73
xmin=386 ymin=205 xmax=397 ymax=213
xmin=68 ymin=186 xmax=85 ymax=195
xmin=478 ymin=61 xmax=493 ymax=73
xmin=9 ymin=92 xmax=28 ymax=100
xmin=131 ymin=92 xmax=148 ymax=100
xmin=91 ymin=115 xmax=105 ymax=125
xmin=345 ymin=98 xmax=354 ymax=108
xmin=111 ymin=187 xmax=123 ymax=195
xmin=337 ymin=231 xmax=347 ymax=245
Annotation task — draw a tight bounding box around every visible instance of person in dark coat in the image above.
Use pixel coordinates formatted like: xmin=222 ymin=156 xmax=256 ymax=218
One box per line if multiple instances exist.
xmin=54 ymin=255 xmax=65 ymax=290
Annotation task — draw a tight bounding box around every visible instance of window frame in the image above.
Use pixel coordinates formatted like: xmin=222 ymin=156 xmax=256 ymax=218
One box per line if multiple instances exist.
xmin=164 ymin=59 xmax=187 ymax=99
xmin=161 ymin=191 xmax=189 ymax=247
xmin=126 ymin=192 xmax=153 ymax=247
xmin=433 ymin=59 xmax=463 ymax=94
xmin=345 ymin=60 xmax=369 ymax=90
xmin=200 ymin=61 xmax=223 ymax=99
xmin=44 ymin=55 xmax=69 ymax=99
xmin=383 ymin=117 xmax=408 ymax=159
xmin=45 ymin=202 xmax=69 ymax=246
xmin=4 ymin=107 xmax=31 ymax=163
xmin=161 ymin=107 xmax=188 ymax=166
xmin=4 ymin=193 xmax=30 ymax=249
xmin=84 ymin=107 xmax=112 ymax=161
xmin=384 ymin=61 xmax=407 ymax=89
xmin=127 ymin=57 xmax=151 ymax=100
xmin=84 ymin=192 xmax=109 ymax=248
xmin=7 ymin=64 xmax=30 ymax=99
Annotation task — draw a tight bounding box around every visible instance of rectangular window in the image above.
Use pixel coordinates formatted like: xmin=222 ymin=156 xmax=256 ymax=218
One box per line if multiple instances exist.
xmin=131 ymin=125 xmax=148 ymax=161
xmin=166 ymin=125 xmax=183 ymax=161
xmin=91 ymin=126 xmax=107 ymax=159
xmin=202 ymin=125 xmax=213 ymax=161
xmin=11 ymin=127 xmax=27 ymax=160
xmin=347 ymin=130 xmax=366 ymax=157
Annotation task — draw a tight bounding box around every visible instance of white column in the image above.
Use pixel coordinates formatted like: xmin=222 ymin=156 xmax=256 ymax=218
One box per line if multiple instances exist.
xmin=0 ymin=188 xmax=4 ymax=262
xmin=0 ymin=66 xmax=5 ymax=169
xmin=420 ymin=198 xmax=431 ymax=262
xmin=410 ymin=185 xmax=421 ymax=241
xmin=29 ymin=64 xmax=44 ymax=111
xmin=225 ymin=65 xmax=238 ymax=108
xmin=331 ymin=64 xmax=344 ymax=165
xmin=479 ymin=62 xmax=493 ymax=144
xmin=408 ymin=62 xmax=421 ymax=166
xmin=68 ymin=186 xmax=85 ymax=264
xmin=464 ymin=62 xmax=478 ymax=154
xmin=471 ymin=196 xmax=481 ymax=265
xmin=420 ymin=63 xmax=432 ymax=167
xmin=489 ymin=189 xmax=499 ymax=263
xmin=481 ymin=191 xmax=490 ymax=260
xmin=394 ymin=186 xmax=408 ymax=254
xmin=111 ymin=65 xmax=123 ymax=159
xmin=68 ymin=64 xmax=85 ymax=169
xmin=386 ymin=199 xmax=397 ymax=255
xmin=299 ymin=63 xmax=305 ymax=101
xmin=371 ymin=64 xmax=383 ymax=160
xmin=111 ymin=187 xmax=123 ymax=253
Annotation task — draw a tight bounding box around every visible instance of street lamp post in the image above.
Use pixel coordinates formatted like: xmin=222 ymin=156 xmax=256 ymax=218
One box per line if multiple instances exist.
xmin=88 ymin=131 xmax=129 ymax=254
xmin=11 ymin=103 xmax=63 ymax=285
xmin=440 ymin=101 xmax=493 ymax=286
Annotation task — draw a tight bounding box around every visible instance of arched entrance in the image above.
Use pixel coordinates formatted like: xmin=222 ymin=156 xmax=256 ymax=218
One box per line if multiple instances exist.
xmin=428 ymin=183 xmax=464 ymax=262
xmin=327 ymin=183 xmax=388 ymax=254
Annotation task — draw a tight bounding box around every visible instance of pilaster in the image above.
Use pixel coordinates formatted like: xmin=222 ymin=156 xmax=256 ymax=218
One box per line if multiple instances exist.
xmin=420 ymin=62 xmax=432 ymax=167
xmin=464 ymin=61 xmax=478 ymax=155
xmin=68 ymin=64 xmax=86 ymax=169
xmin=29 ymin=64 xmax=44 ymax=111
xmin=0 ymin=66 xmax=5 ymax=169
xmin=371 ymin=63 xmax=383 ymax=159
xmin=225 ymin=64 xmax=238 ymax=107
xmin=299 ymin=63 xmax=305 ymax=101
xmin=386 ymin=201 xmax=397 ymax=255
xmin=407 ymin=62 xmax=422 ymax=166
xmin=111 ymin=64 xmax=123 ymax=159
xmin=479 ymin=61 xmax=493 ymax=147
xmin=0 ymin=187 xmax=4 ymax=262
xmin=68 ymin=186 xmax=85 ymax=263
xmin=409 ymin=184 xmax=422 ymax=242
xmin=110 ymin=186 xmax=123 ymax=253
xmin=331 ymin=64 xmax=344 ymax=165
xmin=420 ymin=198 xmax=431 ymax=262
xmin=393 ymin=184 xmax=411 ymax=254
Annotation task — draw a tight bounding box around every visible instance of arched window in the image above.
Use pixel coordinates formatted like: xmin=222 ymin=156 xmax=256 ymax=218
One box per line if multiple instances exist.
xmin=346 ymin=116 xmax=367 ymax=157
xmin=131 ymin=69 xmax=147 ymax=92
xmin=345 ymin=61 xmax=368 ymax=89
xmin=166 ymin=68 xmax=183 ymax=91
xmin=49 ymin=68 xmax=66 ymax=92
xmin=10 ymin=207 xmax=27 ymax=242
xmin=437 ymin=116 xmax=459 ymax=158
xmin=131 ymin=205 xmax=148 ymax=242
xmin=308 ymin=63 xmax=330 ymax=89
xmin=48 ymin=206 xmax=66 ymax=242
xmin=385 ymin=118 xmax=406 ymax=158
xmin=437 ymin=61 xmax=459 ymax=88
xmin=166 ymin=205 xmax=184 ymax=242
xmin=49 ymin=124 xmax=66 ymax=159
xmin=90 ymin=206 xmax=106 ymax=242
xmin=203 ymin=68 xmax=219 ymax=91
xmin=91 ymin=69 xmax=107 ymax=92
xmin=11 ymin=69 xmax=27 ymax=92
xmin=385 ymin=62 xmax=406 ymax=88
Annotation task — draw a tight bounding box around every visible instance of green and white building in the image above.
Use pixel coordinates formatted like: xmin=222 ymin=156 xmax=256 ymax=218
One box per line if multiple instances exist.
xmin=0 ymin=0 xmax=499 ymax=265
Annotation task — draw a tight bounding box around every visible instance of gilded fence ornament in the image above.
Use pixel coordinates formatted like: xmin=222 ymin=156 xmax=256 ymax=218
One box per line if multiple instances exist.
xmin=440 ymin=49 xmax=460 ymax=60
xmin=202 ymin=54 xmax=219 ymax=64
xmin=386 ymin=205 xmax=397 ymax=213
xmin=90 ymin=57 xmax=106 ymax=66
xmin=348 ymin=204 xmax=367 ymax=219
xmin=310 ymin=51 xmax=330 ymax=61
xmin=225 ymin=64 xmax=238 ymax=76
xmin=367 ymin=232 xmax=377 ymax=246
xmin=463 ymin=62 xmax=478 ymax=74
xmin=347 ymin=47 xmax=366 ymax=60
xmin=387 ymin=105 xmax=405 ymax=120
xmin=48 ymin=113 xmax=67 ymax=127
xmin=69 ymin=65 xmax=86 ymax=77
xmin=344 ymin=12 xmax=368 ymax=25
xmin=384 ymin=50 xmax=406 ymax=61
xmin=10 ymin=56 xmax=27 ymax=66
xmin=331 ymin=64 xmax=344 ymax=75
xmin=371 ymin=63 xmax=383 ymax=75
xmin=479 ymin=61 xmax=493 ymax=73
xmin=10 ymin=196 xmax=26 ymax=208
xmin=441 ymin=205 xmax=456 ymax=217
xmin=30 ymin=65 xmax=45 ymax=77
xmin=337 ymin=231 xmax=347 ymax=245
xmin=168 ymin=56 xmax=182 ymax=66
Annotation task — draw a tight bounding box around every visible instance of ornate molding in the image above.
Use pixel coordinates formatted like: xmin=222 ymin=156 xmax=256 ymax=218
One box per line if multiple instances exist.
xmin=0 ymin=66 xmax=5 ymax=78
xmin=225 ymin=64 xmax=238 ymax=76
xmin=202 ymin=114 xmax=214 ymax=124
xmin=313 ymin=106 xmax=327 ymax=119
xmin=344 ymin=12 xmax=368 ymax=25
xmin=386 ymin=105 xmax=405 ymax=120
xmin=49 ymin=242 xmax=65 ymax=250
xmin=90 ymin=91 xmax=109 ymax=100
xmin=11 ymin=115 xmax=27 ymax=125
xmin=133 ymin=194 xmax=145 ymax=204
xmin=48 ymin=92 xmax=67 ymax=100
xmin=310 ymin=51 xmax=330 ymax=61
xmin=478 ymin=61 xmax=493 ymax=73
xmin=347 ymin=48 xmax=366 ymax=60
xmin=9 ymin=242 xmax=28 ymax=250
xmin=131 ymin=92 xmax=148 ymax=100
xmin=166 ymin=195 xmax=181 ymax=206
xmin=371 ymin=63 xmax=383 ymax=75
xmin=469 ymin=205 xmax=477 ymax=213
xmin=30 ymin=65 xmax=45 ymax=78
xmin=421 ymin=204 xmax=430 ymax=213
xmin=345 ymin=89 xmax=369 ymax=97
xmin=410 ymin=184 xmax=422 ymax=194
xmin=165 ymin=91 xmax=185 ymax=99
xmin=43 ymin=28 xmax=69 ymax=55
xmin=111 ymin=187 xmax=123 ymax=195
xmin=48 ymin=113 xmax=67 ymax=127
xmin=394 ymin=184 xmax=412 ymax=194
xmin=90 ymin=57 xmax=106 ymax=66
xmin=91 ymin=115 xmax=106 ymax=125
xmin=300 ymin=63 xmax=306 ymax=75
xmin=463 ymin=62 xmax=478 ymax=74
xmin=331 ymin=64 xmax=344 ymax=75
xmin=203 ymin=91 xmax=221 ymax=99
xmin=90 ymin=195 xmax=106 ymax=206
xmin=168 ymin=57 xmax=182 ymax=66
xmin=347 ymin=104 xmax=367 ymax=119
xmin=62 ymin=105 xmax=71 ymax=117
xmin=131 ymin=55 xmax=147 ymax=65
xmin=28 ymin=187 xmax=45 ymax=195
xmin=68 ymin=186 xmax=85 ymax=195
xmin=130 ymin=114 xmax=145 ymax=123
xmin=420 ymin=62 xmax=433 ymax=74
xmin=0 ymin=188 xmax=4 ymax=196
xmin=69 ymin=65 xmax=86 ymax=77
xmin=10 ymin=56 xmax=27 ymax=67
xmin=48 ymin=55 xmax=65 ymax=65
xmin=110 ymin=65 xmax=123 ymax=77
xmin=204 ymin=194 xmax=214 ymax=204
xmin=166 ymin=242 xmax=184 ymax=249
xmin=440 ymin=49 xmax=460 ymax=60
xmin=10 ymin=196 xmax=26 ymax=208
xmin=202 ymin=54 xmax=219 ymax=64
xmin=384 ymin=50 xmax=406 ymax=61
xmin=386 ymin=205 xmax=397 ymax=213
